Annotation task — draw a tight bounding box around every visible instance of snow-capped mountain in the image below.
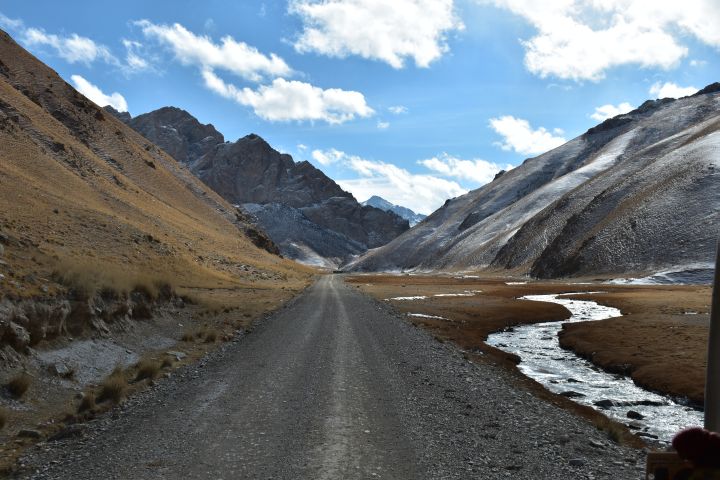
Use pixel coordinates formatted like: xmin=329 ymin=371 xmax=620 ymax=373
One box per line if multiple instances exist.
xmin=349 ymin=83 xmax=720 ymax=279
xmin=361 ymin=196 xmax=426 ymax=226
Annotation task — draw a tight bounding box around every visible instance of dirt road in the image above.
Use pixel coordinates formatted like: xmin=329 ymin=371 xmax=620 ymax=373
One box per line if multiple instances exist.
xmin=19 ymin=275 xmax=644 ymax=479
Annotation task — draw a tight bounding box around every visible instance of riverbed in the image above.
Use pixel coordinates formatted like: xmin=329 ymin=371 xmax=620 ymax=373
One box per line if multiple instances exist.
xmin=486 ymin=293 xmax=704 ymax=443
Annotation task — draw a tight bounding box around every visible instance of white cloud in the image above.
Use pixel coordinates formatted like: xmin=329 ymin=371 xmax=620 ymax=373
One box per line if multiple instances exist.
xmin=312 ymin=148 xmax=346 ymax=165
xmin=0 ymin=14 xmax=147 ymax=74
xmin=419 ymin=153 xmax=512 ymax=184
xmin=297 ymin=143 xmax=308 ymax=151
xmin=70 ymin=75 xmax=128 ymax=112
xmin=202 ymin=70 xmax=373 ymax=124
xmin=690 ymin=59 xmax=707 ymax=67
xmin=486 ymin=0 xmax=720 ymax=81
xmin=339 ymin=156 xmax=467 ymax=215
xmin=136 ymin=20 xmax=291 ymax=82
xmin=122 ymin=39 xmax=152 ymax=73
xmin=0 ymin=12 xmax=23 ymax=30
xmin=649 ymin=81 xmax=699 ymax=99
xmin=388 ymin=105 xmax=408 ymax=114
xmin=489 ymin=115 xmax=566 ymax=156
xmin=289 ymin=0 xmax=464 ymax=68
xmin=377 ymin=120 xmax=390 ymax=129
xmin=590 ymin=102 xmax=635 ymax=122
xmin=23 ymin=27 xmax=116 ymax=65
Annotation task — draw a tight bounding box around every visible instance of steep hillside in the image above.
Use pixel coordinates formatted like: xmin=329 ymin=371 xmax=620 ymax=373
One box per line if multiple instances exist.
xmin=117 ymin=107 xmax=408 ymax=265
xmin=362 ymin=195 xmax=426 ymax=226
xmin=0 ymin=27 xmax=309 ymax=311
xmin=351 ymin=87 xmax=720 ymax=279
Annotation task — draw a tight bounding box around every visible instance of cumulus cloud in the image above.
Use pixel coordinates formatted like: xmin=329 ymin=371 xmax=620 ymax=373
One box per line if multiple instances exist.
xmin=419 ymin=153 xmax=512 ymax=184
xmin=339 ymin=156 xmax=467 ymax=215
xmin=23 ymin=27 xmax=116 ymax=65
xmin=202 ymin=70 xmax=373 ymax=124
xmin=0 ymin=12 xmax=23 ymax=30
xmin=289 ymin=0 xmax=464 ymax=68
xmin=0 ymin=12 xmax=149 ymax=74
xmin=136 ymin=19 xmax=291 ymax=82
xmin=377 ymin=121 xmax=390 ymax=129
xmin=590 ymin=102 xmax=635 ymax=122
xmin=388 ymin=105 xmax=408 ymax=114
xmin=70 ymin=75 xmax=128 ymax=112
xmin=489 ymin=116 xmax=566 ymax=156
xmin=121 ymin=39 xmax=152 ymax=73
xmin=312 ymin=148 xmax=346 ymax=165
xmin=485 ymin=0 xmax=720 ymax=81
xmin=649 ymin=81 xmax=699 ymax=99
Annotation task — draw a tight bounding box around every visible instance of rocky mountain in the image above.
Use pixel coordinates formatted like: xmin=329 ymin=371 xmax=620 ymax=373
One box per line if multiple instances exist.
xmin=0 ymin=27 xmax=305 ymax=310
xmin=115 ymin=108 xmax=408 ymax=266
xmin=362 ymin=196 xmax=426 ymax=226
xmin=350 ymin=84 xmax=720 ymax=279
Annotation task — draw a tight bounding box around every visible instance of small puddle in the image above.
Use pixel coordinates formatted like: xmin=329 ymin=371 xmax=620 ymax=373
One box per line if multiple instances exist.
xmin=486 ymin=293 xmax=703 ymax=443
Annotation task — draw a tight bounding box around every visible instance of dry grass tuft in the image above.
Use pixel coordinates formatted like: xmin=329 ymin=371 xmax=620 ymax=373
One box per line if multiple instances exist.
xmin=6 ymin=373 xmax=31 ymax=399
xmin=97 ymin=368 xmax=127 ymax=404
xmin=52 ymin=257 xmax=175 ymax=300
xmin=134 ymin=358 xmax=161 ymax=381
xmin=161 ymin=357 xmax=174 ymax=369
xmin=0 ymin=408 xmax=6 ymax=430
xmin=203 ymin=329 xmax=218 ymax=343
xmin=77 ymin=392 xmax=95 ymax=412
xmin=181 ymin=330 xmax=195 ymax=342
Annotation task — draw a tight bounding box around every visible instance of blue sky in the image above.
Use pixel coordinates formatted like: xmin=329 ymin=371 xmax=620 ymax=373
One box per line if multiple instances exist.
xmin=1 ymin=1 xmax=719 ymax=214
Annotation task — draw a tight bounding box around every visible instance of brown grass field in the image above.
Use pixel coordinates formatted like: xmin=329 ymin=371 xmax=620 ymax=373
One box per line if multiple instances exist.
xmin=347 ymin=274 xmax=712 ymax=444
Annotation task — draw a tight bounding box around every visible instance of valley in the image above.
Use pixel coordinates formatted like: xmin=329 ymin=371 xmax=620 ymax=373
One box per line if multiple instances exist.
xmin=0 ymin=2 xmax=718 ymax=477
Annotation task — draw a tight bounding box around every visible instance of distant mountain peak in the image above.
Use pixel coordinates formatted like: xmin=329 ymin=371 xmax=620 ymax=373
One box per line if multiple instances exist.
xmin=362 ymin=196 xmax=426 ymax=227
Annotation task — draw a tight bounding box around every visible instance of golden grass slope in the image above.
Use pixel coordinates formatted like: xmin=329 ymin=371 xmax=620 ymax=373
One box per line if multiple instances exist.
xmin=0 ymin=29 xmax=312 ymax=300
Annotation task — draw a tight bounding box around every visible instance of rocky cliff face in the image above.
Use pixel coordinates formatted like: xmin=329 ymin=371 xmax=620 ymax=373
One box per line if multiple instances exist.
xmin=117 ymin=108 xmax=408 ymax=265
xmin=350 ymin=86 xmax=720 ymax=279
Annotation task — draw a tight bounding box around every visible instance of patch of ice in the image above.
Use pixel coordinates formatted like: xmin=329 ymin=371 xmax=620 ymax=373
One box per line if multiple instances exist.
xmin=433 ymin=290 xmax=482 ymax=297
xmin=386 ymin=296 xmax=428 ymax=301
xmin=505 ymin=282 xmax=527 ymax=285
xmin=407 ymin=313 xmax=447 ymax=320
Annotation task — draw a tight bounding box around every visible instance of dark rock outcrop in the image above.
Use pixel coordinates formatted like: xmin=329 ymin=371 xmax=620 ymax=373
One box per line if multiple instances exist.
xmin=123 ymin=106 xmax=224 ymax=165
xmin=121 ymin=109 xmax=408 ymax=264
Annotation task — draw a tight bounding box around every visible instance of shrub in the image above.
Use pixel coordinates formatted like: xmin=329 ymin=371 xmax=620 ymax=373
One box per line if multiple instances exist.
xmin=97 ymin=369 xmax=127 ymax=404
xmin=161 ymin=357 xmax=174 ymax=369
xmin=51 ymin=257 xmax=175 ymax=301
xmin=135 ymin=358 xmax=161 ymax=381
xmin=204 ymin=329 xmax=218 ymax=343
xmin=181 ymin=330 xmax=195 ymax=342
xmin=77 ymin=392 xmax=95 ymax=412
xmin=6 ymin=373 xmax=31 ymax=399
xmin=0 ymin=408 xmax=6 ymax=430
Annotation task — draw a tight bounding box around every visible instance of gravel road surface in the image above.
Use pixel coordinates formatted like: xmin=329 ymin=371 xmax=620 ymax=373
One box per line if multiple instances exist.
xmin=17 ymin=275 xmax=645 ymax=479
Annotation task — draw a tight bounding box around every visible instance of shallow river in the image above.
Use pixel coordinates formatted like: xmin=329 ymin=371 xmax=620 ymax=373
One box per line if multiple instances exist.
xmin=485 ymin=293 xmax=704 ymax=443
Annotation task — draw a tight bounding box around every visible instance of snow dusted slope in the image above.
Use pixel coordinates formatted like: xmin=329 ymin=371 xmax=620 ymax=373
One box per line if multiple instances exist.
xmin=350 ymin=85 xmax=720 ymax=278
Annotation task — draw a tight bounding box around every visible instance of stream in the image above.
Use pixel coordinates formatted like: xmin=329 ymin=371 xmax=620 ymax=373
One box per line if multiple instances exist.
xmin=485 ymin=293 xmax=704 ymax=443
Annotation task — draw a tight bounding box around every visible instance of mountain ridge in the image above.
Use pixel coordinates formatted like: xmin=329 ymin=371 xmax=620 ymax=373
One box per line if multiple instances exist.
xmin=112 ymin=107 xmax=408 ymax=266
xmin=349 ymin=82 xmax=720 ymax=278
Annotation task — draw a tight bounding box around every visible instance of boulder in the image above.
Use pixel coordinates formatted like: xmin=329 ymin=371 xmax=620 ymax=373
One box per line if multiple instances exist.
xmin=3 ymin=321 xmax=30 ymax=351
